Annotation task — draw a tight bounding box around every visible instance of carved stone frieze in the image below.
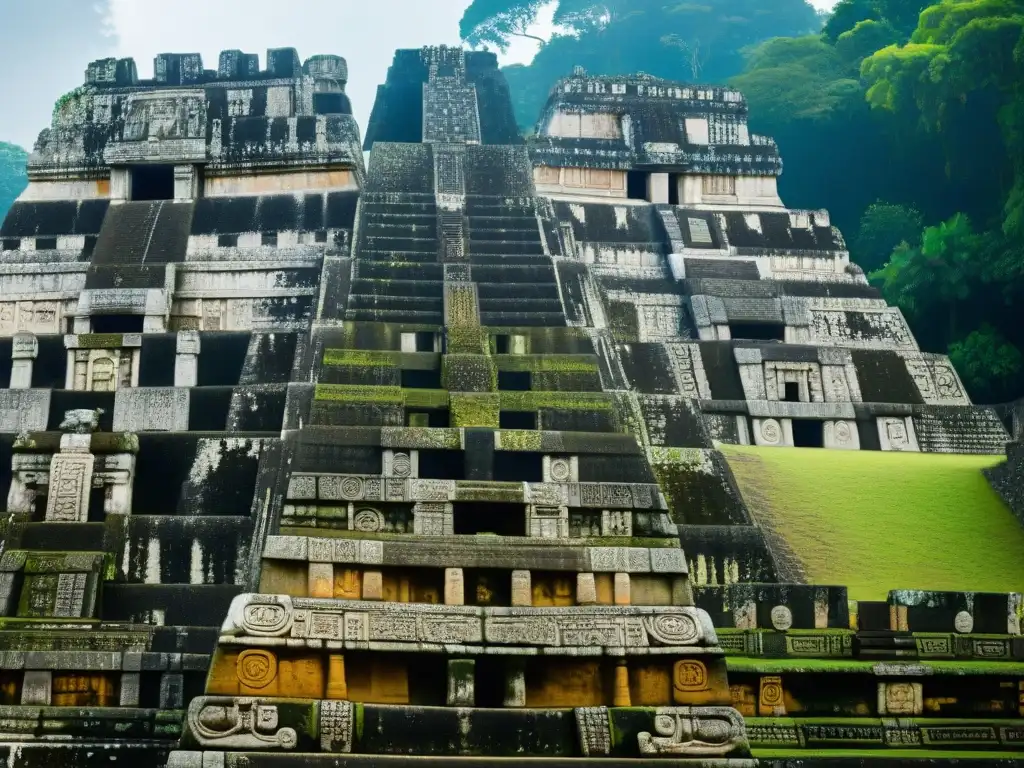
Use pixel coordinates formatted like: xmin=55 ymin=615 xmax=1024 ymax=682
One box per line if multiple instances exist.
xmin=187 ymin=696 xmax=298 ymax=750
xmin=637 ymin=706 xmax=749 ymax=757
xmin=220 ymin=594 xmax=718 ymax=649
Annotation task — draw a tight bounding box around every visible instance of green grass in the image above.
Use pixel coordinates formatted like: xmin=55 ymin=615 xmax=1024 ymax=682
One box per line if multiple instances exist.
xmin=719 ymin=445 xmax=1024 ymax=601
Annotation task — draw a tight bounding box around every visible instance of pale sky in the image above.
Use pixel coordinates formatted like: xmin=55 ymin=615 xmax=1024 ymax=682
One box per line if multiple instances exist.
xmin=0 ymin=0 xmax=838 ymax=150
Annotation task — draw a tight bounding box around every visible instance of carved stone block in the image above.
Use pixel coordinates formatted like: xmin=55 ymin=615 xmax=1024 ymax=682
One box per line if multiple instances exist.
xmin=45 ymin=453 xmax=95 ymax=522
xmin=637 ymin=706 xmax=748 ymax=757
xmin=878 ymin=681 xmax=923 ymax=716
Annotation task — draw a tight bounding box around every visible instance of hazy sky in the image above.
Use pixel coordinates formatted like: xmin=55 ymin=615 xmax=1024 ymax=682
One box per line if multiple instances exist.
xmin=0 ymin=0 xmax=838 ymax=150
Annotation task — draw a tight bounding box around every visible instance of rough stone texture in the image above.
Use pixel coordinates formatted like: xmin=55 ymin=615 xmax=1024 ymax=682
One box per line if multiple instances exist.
xmin=4 ymin=43 xmax=1023 ymax=768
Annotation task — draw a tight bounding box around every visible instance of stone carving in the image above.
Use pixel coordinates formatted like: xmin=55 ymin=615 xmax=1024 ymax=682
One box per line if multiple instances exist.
xmin=230 ymin=595 xmax=295 ymax=638
xmin=45 ymin=454 xmax=95 ymax=523
xmin=878 ymin=682 xmax=923 ymax=716
xmin=759 ymin=419 xmax=782 ymax=446
xmin=319 ymin=700 xmax=354 ymax=753
xmin=637 ymin=707 xmax=748 ymax=756
xmin=237 ymin=650 xmax=277 ymax=690
xmin=188 ymin=697 xmax=298 ymax=750
xmin=351 ymin=507 xmax=385 ymax=532
xmin=59 ymin=409 xmax=103 ymax=434
xmin=674 ymin=660 xmax=709 ymax=692
xmin=759 ymin=676 xmax=785 ymax=715
xmin=954 ymin=611 xmax=974 ymax=634
xmin=770 ymin=605 xmax=793 ymax=631
xmin=667 ymin=343 xmax=712 ymax=400
xmin=575 ymin=707 xmax=612 ymax=757
xmin=339 ymin=477 xmax=363 ymax=500
xmin=879 ymin=417 xmax=918 ymax=452
xmin=547 ymin=456 xmax=574 ymax=483
xmin=645 ymin=614 xmax=700 ymax=645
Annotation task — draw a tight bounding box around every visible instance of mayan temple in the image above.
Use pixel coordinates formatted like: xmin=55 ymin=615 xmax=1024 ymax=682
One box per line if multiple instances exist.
xmin=0 ymin=43 xmax=1021 ymax=768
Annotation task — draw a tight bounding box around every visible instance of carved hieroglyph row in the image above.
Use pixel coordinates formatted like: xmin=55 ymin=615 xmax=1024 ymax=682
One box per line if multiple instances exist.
xmin=221 ymin=594 xmax=718 ymax=649
xmin=286 ymin=475 xmax=665 ymax=510
xmin=262 ymin=535 xmax=688 ymax=574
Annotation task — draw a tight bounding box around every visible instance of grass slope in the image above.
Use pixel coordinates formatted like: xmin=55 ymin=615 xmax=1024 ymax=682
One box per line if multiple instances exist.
xmin=720 ymin=445 xmax=1024 ymax=600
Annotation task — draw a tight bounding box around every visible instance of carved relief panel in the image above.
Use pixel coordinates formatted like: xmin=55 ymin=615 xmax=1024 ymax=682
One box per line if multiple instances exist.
xmin=70 ymin=349 xmax=137 ymax=392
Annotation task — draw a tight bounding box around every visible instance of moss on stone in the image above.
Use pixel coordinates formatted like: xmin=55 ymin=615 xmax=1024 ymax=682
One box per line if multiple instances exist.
xmin=442 ymin=354 xmax=497 ymax=393
xmin=494 ymin=354 xmax=599 ymax=373
xmin=78 ymin=333 xmax=124 ymax=349
xmin=451 ymin=393 xmax=500 ymax=428
xmin=322 ymin=349 xmax=398 ymax=367
xmin=403 ymin=389 xmax=449 ymax=409
xmin=315 ymin=384 xmax=404 ymax=403
xmin=499 ymin=391 xmax=613 ymax=412
xmin=447 ymin=327 xmax=489 ymax=355
xmin=496 ymin=430 xmax=543 ymax=451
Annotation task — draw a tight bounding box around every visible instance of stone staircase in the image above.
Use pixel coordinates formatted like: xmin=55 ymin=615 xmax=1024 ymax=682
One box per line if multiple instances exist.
xmin=465 ymin=196 xmax=565 ymax=327
xmin=914 ymin=405 xmax=1011 ymax=454
xmin=347 ymin=193 xmax=444 ymax=323
xmin=85 ymin=201 xmax=192 ymax=289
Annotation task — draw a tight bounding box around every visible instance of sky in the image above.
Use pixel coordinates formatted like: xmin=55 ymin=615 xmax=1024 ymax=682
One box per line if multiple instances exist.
xmin=0 ymin=0 xmax=838 ymax=150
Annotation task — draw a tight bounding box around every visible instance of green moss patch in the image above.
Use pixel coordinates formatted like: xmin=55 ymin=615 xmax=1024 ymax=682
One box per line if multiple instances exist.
xmin=442 ymin=354 xmax=497 ymax=393
xmin=720 ymin=445 xmax=1024 ymax=601
xmin=314 ymin=384 xmax=404 ymax=403
xmin=494 ymin=354 xmax=599 ymax=373
xmin=451 ymin=393 xmax=500 ymax=428
xmin=499 ymin=391 xmax=613 ymax=412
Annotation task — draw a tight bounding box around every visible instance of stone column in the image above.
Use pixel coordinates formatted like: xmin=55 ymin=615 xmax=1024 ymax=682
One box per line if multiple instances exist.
xmin=446 ymin=659 xmax=475 ymax=707
xmin=10 ymin=332 xmax=38 ymax=389
xmin=647 ymin=173 xmax=670 ymax=204
xmin=613 ymin=573 xmax=631 ymax=606
xmin=174 ymin=331 xmax=200 ymax=387
xmin=576 ymin=573 xmax=598 ymax=605
xmin=511 ymin=570 xmax=532 ymax=607
xmin=103 ymin=452 xmax=136 ymax=515
xmin=444 ymin=568 xmax=464 ymax=605
xmin=327 ymin=654 xmax=348 ymax=699
xmin=45 ymin=423 xmax=96 ymax=523
xmin=174 ymin=165 xmax=200 ymax=201
xmin=504 ymin=659 xmax=526 ymax=707
xmin=21 ymin=671 xmax=52 ymax=705
xmin=613 ymin=659 xmax=631 ymax=706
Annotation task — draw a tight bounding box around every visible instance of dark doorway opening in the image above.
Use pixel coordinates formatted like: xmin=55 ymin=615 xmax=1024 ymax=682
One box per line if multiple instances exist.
xmin=500 ymin=411 xmax=536 ymax=429
xmin=668 ymin=173 xmax=681 ymax=205
xmin=498 ymin=371 xmax=531 ymax=391
xmin=627 ymin=171 xmax=648 ymax=201
xmin=91 ymin=314 xmax=144 ymax=333
xmin=130 ymin=165 xmax=175 ymax=201
xmin=493 ymin=451 xmax=543 ymax=483
xmin=494 ymin=335 xmax=510 ymax=354
xmin=419 ymin=450 xmax=465 ymax=480
xmin=455 ymin=503 xmax=526 ymax=537
xmin=415 ymin=332 xmax=436 ymax=352
xmin=783 ymin=382 xmax=801 ymax=403
xmin=401 ymin=368 xmax=442 ymax=389
xmin=730 ymin=323 xmax=786 ymax=341
xmin=792 ymin=420 xmax=824 ymax=448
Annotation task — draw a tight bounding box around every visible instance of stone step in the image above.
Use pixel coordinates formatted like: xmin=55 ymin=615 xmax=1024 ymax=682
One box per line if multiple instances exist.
xmin=469 ymin=254 xmax=552 ymax=266
xmin=469 ymin=240 xmax=545 ymax=256
xmin=468 ymin=228 xmax=541 ymax=242
xmin=469 ymin=264 xmax=555 ymax=282
xmin=480 ymin=310 xmax=567 ymax=327
xmin=349 ymin=294 xmax=444 ymax=313
xmin=345 ymin=307 xmax=444 ymax=324
xmin=360 ymin=202 xmax=437 ymax=216
xmin=361 ymin=236 xmax=438 ymax=253
xmin=478 ymin=297 xmax=564 ymax=313
xmin=351 ymin=278 xmax=446 ymax=298
xmin=361 ymin=221 xmax=438 ymax=236
xmin=355 ymin=261 xmax=443 ymax=281
xmin=358 ymin=249 xmax=439 ymax=264
xmin=476 ymin=282 xmax=560 ymax=299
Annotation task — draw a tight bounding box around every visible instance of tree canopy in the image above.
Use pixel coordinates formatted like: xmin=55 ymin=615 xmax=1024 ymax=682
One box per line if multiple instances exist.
xmin=0 ymin=142 xmax=28 ymax=224
xmin=731 ymin=0 xmax=1024 ymax=401
xmin=460 ymin=0 xmax=823 ymax=131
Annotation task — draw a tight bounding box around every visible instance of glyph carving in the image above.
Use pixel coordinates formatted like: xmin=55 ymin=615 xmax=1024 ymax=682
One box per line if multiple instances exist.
xmin=954 ymin=610 xmax=974 ymax=634
xmin=319 ymin=700 xmax=354 ymax=753
xmin=637 ymin=707 xmax=748 ymax=757
xmin=770 ymin=605 xmax=793 ymax=630
xmin=188 ymin=697 xmax=297 ymax=750
xmin=351 ymin=507 xmax=385 ymax=532
xmin=575 ymin=707 xmax=612 ymax=757
xmin=45 ymin=454 xmax=94 ymax=522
